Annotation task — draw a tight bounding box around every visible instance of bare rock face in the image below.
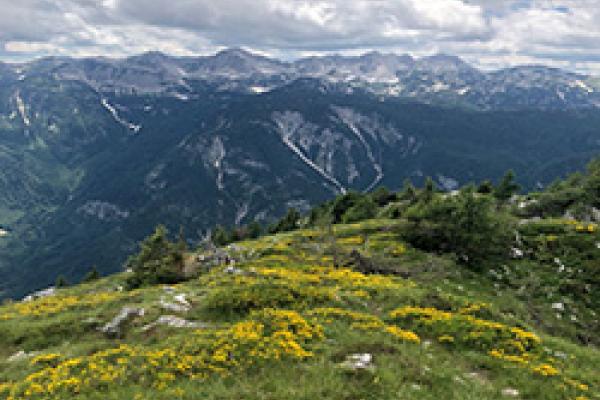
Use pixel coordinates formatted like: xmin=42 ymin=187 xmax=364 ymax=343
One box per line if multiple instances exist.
xmin=100 ymin=307 xmax=145 ymax=338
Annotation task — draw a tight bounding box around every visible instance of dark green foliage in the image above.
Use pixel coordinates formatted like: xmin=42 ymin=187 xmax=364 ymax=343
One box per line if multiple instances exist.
xmin=331 ymin=192 xmax=364 ymax=224
xmin=403 ymin=188 xmax=514 ymax=269
xmin=342 ymin=196 xmax=378 ymax=223
xmin=212 ymin=226 xmax=232 ymax=247
xmin=125 ymin=225 xmax=185 ymax=289
xmin=82 ymin=266 xmax=101 ymax=283
xmin=247 ymin=221 xmax=263 ymax=239
xmin=371 ymin=187 xmax=398 ymax=207
xmin=494 ymin=170 xmax=521 ymax=202
xmin=519 ymin=159 xmax=600 ymax=218
xmin=269 ymin=208 xmax=301 ymax=233
xmin=583 ymin=158 xmax=600 ymax=208
xmin=55 ymin=276 xmax=69 ymax=288
xmin=477 ymin=180 xmax=494 ymax=194
xmin=419 ymin=177 xmax=437 ymax=204
xmin=398 ymin=179 xmax=417 ymax=203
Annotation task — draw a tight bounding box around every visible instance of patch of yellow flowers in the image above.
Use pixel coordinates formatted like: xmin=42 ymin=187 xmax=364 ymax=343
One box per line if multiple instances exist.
xmin=0 ymin=292 xmax=125 ymax=320
xmin=308 ymin=307 xmax=420 ymax=344
xmin=4 ymin=309 xmax=323 ymax=399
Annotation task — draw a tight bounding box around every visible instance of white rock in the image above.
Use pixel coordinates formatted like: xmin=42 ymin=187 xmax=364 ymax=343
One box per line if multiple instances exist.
xmin=100 ymin=307 xmax=145 ymax=337
xmin=341 ymin=353 xmax=373 ymax=371
xmin=159 ymin=297 xmax=190 ymax=313
xmin=224 ymin=266 xmax=244 ymax=275
xmin=22 ymin=287 xmax=56 ymax=302
xmin=142 ymin=315 xmax=209 ymax=331
xmin=174 ymin=294 xmax=191 ymax=308
xmin=502 ymin=388 xmax=520 ymax=397
xmin=511 ymin=248 xmax=524 ymax=258
xmin=7 ymin=350 xmax=36 ymax=362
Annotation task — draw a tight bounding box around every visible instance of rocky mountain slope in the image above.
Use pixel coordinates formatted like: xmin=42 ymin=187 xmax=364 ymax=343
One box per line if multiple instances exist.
xmin=2 ymin=50 xmax=600 ymax=298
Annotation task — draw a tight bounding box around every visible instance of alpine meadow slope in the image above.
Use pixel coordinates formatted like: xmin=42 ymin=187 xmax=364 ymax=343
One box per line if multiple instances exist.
xmin=0 ymin=164 xmax=599 ymax=399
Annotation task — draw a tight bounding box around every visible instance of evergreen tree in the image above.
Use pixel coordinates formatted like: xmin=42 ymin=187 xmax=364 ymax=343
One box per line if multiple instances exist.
xmin=212 ymin=225 xmax=231 ymax=247
xmin=477 ymin=180 xmax=494 ymax=194
xmin=125 ymin=225 xmax=185 ymax=289
xmin=247 ymin=221 xmax=263 ymax=239
xmin=82 ymin=266 xmax=100 ymax=283
xmin=331 ymin=192 xmax=363 ymax=223
xmin=404 ymin=187 xmax=514 ymax=269
xmin=399 ymin=179 xmax=417 ymax=203
xmin=176 ymin=226 xmax=188 ymax=253
xmin=420 ymin=177 xmax=437 ymax=203
xmin=494 ymin=170 xmax=521 ymax=203
xmin=371 ymin=186 xmax=397 ymax=207
xmin=270 ymin=208 xmax=301 ymax=233
xmin=584 ymin=158 xmax=600 ymax=207
xmin=55 ymin=276 xmax=69 ymax=288
xmin=342 ymin=196 xmax=377 ymax=223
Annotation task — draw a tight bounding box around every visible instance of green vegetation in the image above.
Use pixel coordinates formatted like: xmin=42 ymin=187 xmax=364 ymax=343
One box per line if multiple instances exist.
xmin=403 ymin=187 xmax=514 ymax=268
xmin=124 ymin=225 xmax=186 ymax=289
xmin=0 ymin=163 xmax=599 ymax=399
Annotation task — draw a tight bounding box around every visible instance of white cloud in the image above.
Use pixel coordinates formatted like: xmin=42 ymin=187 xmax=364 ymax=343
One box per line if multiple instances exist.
xmin=0 ymin=0 xmax=599 ymax=74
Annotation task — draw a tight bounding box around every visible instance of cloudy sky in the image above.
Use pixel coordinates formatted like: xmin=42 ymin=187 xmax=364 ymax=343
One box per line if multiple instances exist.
xmin=1 ymin=0 xmax=600 ymax=74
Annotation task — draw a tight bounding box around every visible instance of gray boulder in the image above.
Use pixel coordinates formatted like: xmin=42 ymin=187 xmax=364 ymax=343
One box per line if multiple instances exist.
xmin=100 ymin=307 xmax=145 ymax=337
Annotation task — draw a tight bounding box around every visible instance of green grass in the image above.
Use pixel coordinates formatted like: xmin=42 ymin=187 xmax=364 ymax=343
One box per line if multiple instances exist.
xmin=0 ymin=219 xmax=598 ymax=399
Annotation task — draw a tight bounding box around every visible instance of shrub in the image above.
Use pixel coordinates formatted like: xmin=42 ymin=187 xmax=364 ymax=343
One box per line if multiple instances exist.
xmin=494 ymin=170 xmax=521 ymax=203
xmin=342 ymin=196 xmax=377 ymax=223
xmin=269 ymin=208 xmax=301 ymax=233
xmin=82 ymin=266 xmax=101 ymax=283
xmin=212 ymin=225 xmax=232 ymax=246
xmin=125 ymin=225 xmax=186 ymax=289
xmin=402 ymin=188 xmax=514 ymax=269
xmin=370 ymin=187 xmax=398 ymax=207
xmin=204 ymin=281 xmax=334 ymax=315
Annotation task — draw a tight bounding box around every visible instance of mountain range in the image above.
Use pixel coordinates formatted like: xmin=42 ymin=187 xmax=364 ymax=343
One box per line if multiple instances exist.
xmin=1 ymin=48 xmax=600 ymax=298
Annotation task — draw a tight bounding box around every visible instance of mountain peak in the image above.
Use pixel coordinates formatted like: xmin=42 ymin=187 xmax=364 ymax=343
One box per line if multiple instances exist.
xmin=419 ymin=53 xmax=471 ymax=71
xmin=213 ymin=48 xmax=265 ymax=61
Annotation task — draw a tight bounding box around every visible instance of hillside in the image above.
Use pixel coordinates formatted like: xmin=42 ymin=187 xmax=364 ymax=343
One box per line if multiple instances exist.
xmin=1 ymin=171 xmax=599 ymax=399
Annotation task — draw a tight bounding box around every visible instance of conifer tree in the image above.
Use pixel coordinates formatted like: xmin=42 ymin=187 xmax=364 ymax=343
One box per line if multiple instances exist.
xmin=494 ymin=170 xmax=521 ymax=203
xmin=82 ymin=266 xmax=100 ymax=283
xmin=125 ymin=225 xmax=185 ymax=288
